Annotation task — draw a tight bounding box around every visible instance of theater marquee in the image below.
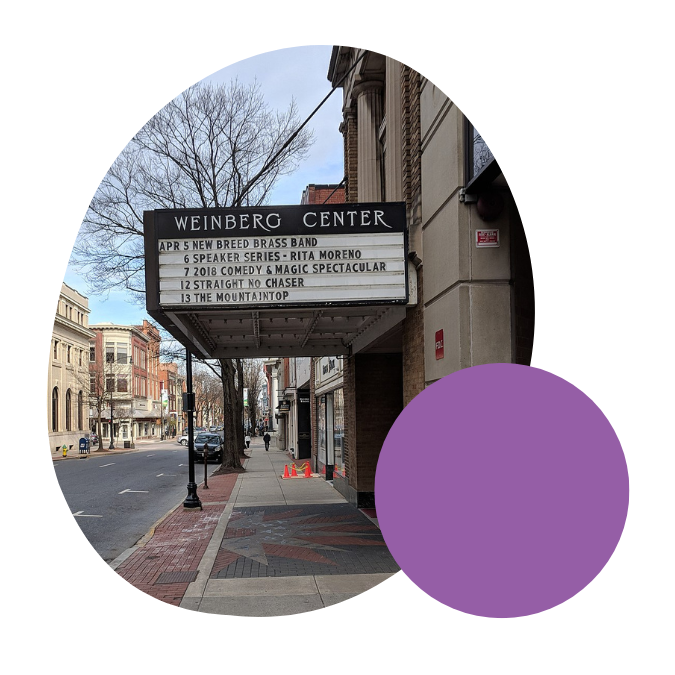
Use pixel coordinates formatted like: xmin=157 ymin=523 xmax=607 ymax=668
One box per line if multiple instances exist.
xmin=144 ymin=203 xmax=408 ymax=310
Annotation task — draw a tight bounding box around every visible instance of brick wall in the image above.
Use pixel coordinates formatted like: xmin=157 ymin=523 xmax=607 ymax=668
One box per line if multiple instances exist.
xmin=342 ymin=112 xmax=358 ymax=203
xmin=401 ymin=64 xmax=422 ymax=212
xmin=403 ymin=267 xmax=425 ymax=406
xmin=303 ymin=184 xmax=346 ymax=205
xmin=354 ymin=353 xmax=403 ymax=506
xmin=401 ymin=62 xmax=425 ymax=407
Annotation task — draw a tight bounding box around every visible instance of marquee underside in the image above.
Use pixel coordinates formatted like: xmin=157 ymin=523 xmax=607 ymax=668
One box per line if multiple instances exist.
xmin=154 ymin=304 xmax=408 ymax=360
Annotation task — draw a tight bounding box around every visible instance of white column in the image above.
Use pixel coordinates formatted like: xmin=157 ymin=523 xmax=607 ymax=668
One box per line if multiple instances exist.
xmin=355 ymin=81 xmax=384 ymax=202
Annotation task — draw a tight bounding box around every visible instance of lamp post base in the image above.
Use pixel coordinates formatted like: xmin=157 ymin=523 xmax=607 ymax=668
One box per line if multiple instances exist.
xmin=183 ymin=482 xmax=202 ymax=510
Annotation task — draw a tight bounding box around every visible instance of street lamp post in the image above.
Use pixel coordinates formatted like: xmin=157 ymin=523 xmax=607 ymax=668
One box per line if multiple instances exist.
xmin=183 ymin=349 xmax=201 ymax=510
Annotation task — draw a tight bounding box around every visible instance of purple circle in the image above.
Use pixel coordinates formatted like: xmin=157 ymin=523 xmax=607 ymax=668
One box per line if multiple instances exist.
xmin=375 ymin=364 xmax=629 ymax=618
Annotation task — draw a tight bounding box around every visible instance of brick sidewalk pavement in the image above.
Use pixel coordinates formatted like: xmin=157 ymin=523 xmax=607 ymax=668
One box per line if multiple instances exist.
xmin=114 ymin=471 xmax=240 ymax=606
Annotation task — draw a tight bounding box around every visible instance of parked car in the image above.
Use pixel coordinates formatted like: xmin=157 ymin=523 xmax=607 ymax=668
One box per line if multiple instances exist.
xmin=193 ymin=433 xmax=223 ymax=463
xmin=90 ymin=433 xmax=98 ymax=445
xmin=178 ymin=433 xmax=189 ymax=445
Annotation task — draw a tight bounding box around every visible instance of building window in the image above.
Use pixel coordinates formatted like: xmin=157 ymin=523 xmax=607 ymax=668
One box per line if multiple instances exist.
xmin=65 ymin=390 xmax=72 ymax=431
xmin=333 ymin=388 xmax=345 ymax=476
xmin=53 ymin=340 xmax=59 ymax=360
xmin=90 ymin=374 xmax=97 ymax=395
xmin=67 ymin=345 xmax=71 ymax=364
xmin=79 ymin=350 xmax=83 ymax=367
xmin=52 ymin=387 xmax=59 ymax=432
xmin=106 ymin=344 xmax=115 ymax=363
xmin=463 ymin=117 xmax=499 ymax=196
xmin=106 ymin=376 xmax=115 ymax=392
xmin=90 ymin=346 xmax=96 ymax=362
xmin=117 ymin=376 xmax=128 ymax=393
xmin=466 ymin=121 xmax=494 ymax=183
xmin=117 ymin=345 xmax=128 ymax=364
xmin=78 ymin=391 xmax=84 ymax=430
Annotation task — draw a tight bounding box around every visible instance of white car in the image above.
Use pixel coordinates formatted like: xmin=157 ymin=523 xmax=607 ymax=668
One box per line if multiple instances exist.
xmin=178 ymin=433 xmax=189 ymax=445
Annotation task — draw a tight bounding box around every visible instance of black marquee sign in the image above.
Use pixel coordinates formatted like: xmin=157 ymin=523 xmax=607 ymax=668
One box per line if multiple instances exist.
xmin=144 ymin=202 xmax=408 ymax=314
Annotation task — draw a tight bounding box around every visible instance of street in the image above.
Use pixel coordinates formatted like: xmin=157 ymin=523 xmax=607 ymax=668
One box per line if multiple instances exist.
xmin=52 ymin=440 xmax=219 ymax=563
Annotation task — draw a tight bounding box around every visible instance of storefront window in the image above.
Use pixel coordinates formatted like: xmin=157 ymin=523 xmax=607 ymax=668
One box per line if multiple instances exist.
xmin=317 ymin=396 xmax=327 ymax=469
xmin=333 ymin=388 xmax=344 ymax=476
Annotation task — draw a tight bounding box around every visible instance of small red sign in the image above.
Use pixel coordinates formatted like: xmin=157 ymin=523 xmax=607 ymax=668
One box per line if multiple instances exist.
xmin=476 ymin=229 xmax=500 ymax=247
xmin=435 ymin=330 xmax=444 ymax=360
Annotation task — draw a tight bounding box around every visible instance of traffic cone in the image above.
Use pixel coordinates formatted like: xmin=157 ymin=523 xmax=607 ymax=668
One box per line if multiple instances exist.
xmin=304 ymin=464 xmax=311 ymax=478
xmin=291 ymin=463 xmax=298 ymax=477
xmin=283 ymin=465 xmax=290 ymax=479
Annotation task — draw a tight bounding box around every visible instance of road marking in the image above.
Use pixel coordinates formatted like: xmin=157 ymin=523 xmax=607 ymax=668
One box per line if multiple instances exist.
xmin=118 ymin=489 xmax=150 ymax=494
xmin=99 ymin=463 xmax=115 ymax=467
xmin=157 ymin=473 xmax=178 ymax=477
xmin=73 ymin=511 xmax=103 ymax=518
xmin=146 ymin=454 xmax=155 ymax=457
xmin=178 ymin=464 xmax=187 ymax=467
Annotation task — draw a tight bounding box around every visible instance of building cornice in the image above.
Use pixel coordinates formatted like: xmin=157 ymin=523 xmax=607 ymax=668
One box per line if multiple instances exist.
xmin=90 ymin=324 xmax=151 ymax=343
xmin=54 ymin=314 xmax=96 ymax=340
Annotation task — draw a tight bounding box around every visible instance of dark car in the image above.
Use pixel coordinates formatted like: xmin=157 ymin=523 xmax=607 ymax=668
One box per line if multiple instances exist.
xmin=193 ymin=433 xmax=223 ymax=463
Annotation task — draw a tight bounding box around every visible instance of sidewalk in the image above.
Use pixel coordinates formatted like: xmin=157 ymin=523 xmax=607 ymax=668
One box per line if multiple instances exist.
xmin=110 ymin=436 xmax=399 ymax=616
xmin=51 ymin=437 xmax=174 ymax=461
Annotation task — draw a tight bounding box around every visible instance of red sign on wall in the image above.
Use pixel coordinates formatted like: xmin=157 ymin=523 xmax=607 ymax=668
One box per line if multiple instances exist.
xmin=476 ymin=229 xmax=500 ymax=247
xmin=435 ymin=330 xmax=444 ymax=360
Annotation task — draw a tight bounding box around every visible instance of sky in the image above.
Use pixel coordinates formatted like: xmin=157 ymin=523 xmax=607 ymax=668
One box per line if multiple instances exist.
xmin=63 ymin=45 xmax=344 ymax=327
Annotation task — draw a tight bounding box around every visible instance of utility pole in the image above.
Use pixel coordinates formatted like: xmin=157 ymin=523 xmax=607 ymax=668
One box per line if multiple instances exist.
xmin=108 ymin=348 xmax=115 ymax=450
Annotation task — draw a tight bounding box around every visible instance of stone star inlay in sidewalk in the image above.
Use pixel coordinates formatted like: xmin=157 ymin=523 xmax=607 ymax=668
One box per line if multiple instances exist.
xmin=211 ymin=503 xmax=400 ymax=578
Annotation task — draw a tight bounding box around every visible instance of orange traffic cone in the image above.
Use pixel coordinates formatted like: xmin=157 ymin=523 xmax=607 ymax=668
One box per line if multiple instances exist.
xmin=283 ymin=464 xmax=290 ymax=479
xmin=291 ymin=463 xmax=298 ymax=477
xmin=304 ymin=464 xmax=311 ymax=478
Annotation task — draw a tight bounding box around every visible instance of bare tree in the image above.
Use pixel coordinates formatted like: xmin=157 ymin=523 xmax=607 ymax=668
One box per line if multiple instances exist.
xmin=71 ymin=79 xmax=313 ymax=466
xmin=242 ymin=359 xmax=265 ymax=435
xmin=72 ymin=80 xmax=312 ymax=299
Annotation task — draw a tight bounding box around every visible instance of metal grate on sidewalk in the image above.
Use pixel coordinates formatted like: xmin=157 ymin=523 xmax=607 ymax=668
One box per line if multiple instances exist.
xmin=155 ymin=570 xmax=199 ymax=585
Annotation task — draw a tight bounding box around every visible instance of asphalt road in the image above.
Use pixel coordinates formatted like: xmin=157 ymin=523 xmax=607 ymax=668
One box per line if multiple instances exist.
xmin=52 ymin=440 xmax=219 ymax=563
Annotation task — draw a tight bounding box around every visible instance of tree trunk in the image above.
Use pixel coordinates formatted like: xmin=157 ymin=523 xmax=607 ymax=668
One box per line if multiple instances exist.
xmin=219 ymin=359 xmax=242 ymax=469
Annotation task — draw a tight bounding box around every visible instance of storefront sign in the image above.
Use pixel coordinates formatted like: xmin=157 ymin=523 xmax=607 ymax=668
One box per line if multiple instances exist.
xmin=145 ymin=203 xmax=408 ymax=310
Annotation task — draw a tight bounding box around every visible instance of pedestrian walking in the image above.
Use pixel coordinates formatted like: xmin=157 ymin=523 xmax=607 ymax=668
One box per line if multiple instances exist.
xmin=263 ymin=432 xmax=271 ymax=451
xmin=245 ymin=433 xmax=251 ymax=449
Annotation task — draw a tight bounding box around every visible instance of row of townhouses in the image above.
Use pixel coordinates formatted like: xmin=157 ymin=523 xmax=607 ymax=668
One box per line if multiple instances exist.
xmin=48 ymin=284 xmax=187 ymax=453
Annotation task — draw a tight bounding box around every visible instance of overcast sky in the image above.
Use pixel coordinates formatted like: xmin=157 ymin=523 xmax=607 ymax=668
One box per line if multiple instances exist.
xmin=64 ymin=45 xmax=344 ymax=326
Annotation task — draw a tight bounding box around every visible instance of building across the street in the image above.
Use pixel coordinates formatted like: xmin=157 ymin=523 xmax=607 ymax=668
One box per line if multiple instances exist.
xmin=159 ymin=362 xmax=186 ymax=437
xmin=89 ymin=323 xmax=162 ymax=445
xmin=48 ymin=283 xmax=95 ymax=454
